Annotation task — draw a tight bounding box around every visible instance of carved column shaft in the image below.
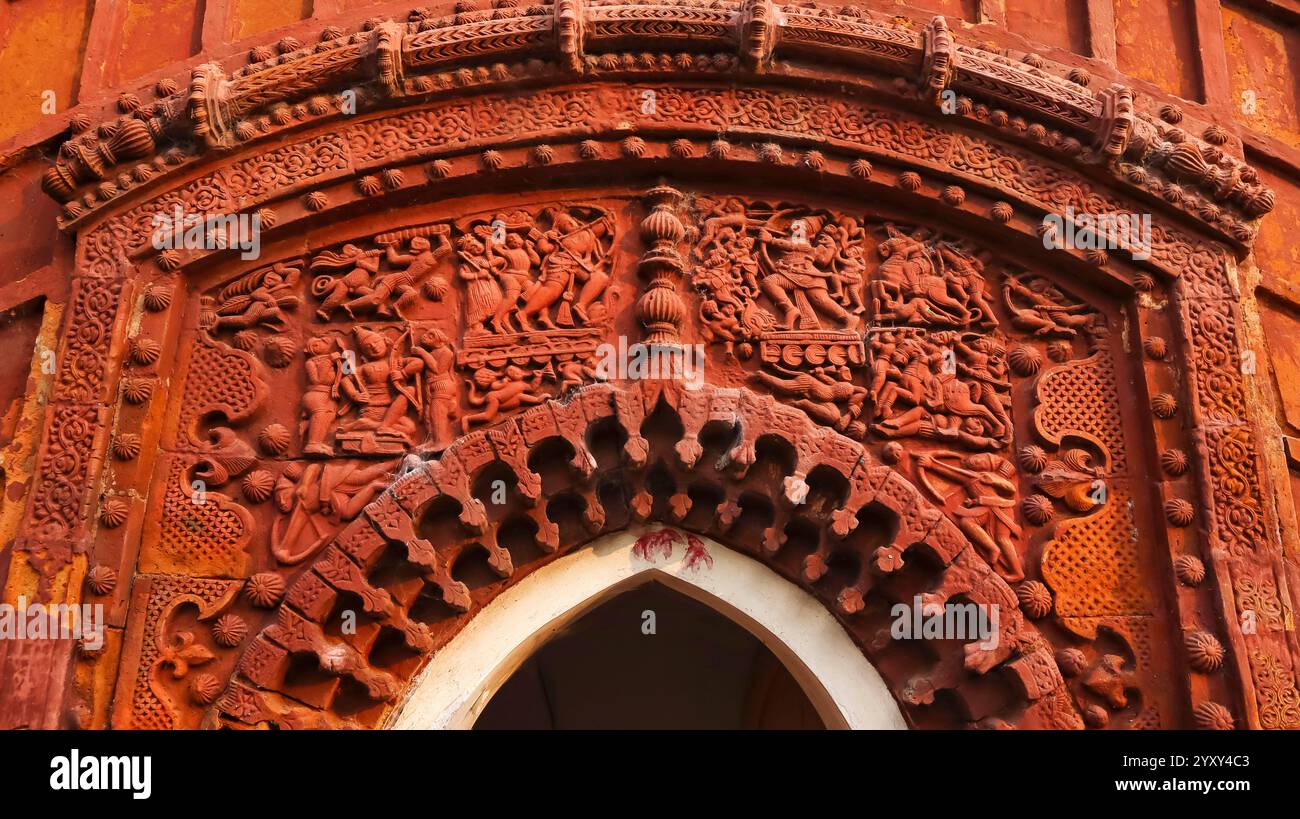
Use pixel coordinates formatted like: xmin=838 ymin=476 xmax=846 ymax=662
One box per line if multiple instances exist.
xmin=637 ymin=185 xmax=688 ymax=346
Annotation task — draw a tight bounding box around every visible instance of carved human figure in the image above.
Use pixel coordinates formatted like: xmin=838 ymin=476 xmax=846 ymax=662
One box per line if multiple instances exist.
xmin=831 ymin=239 xmax=867 ymax=313
xmin=868 ymin=331 xmax=900 ymax=410
xmin=517 ymin=208 xmax=612 ymax=329
xmin=915 ymin=451 xmax=1025 ymax=582
xmin=271 ymin=459 xmax=398 ymax=564
xmin=457 ymin=235 xmax=506 ymax=335
xmin=872 ymin=333 xmax=1007 ymax=449
xmin=872 ymin=228 xmax=970 ymax=325
xmin=557 ymin=358 xmax=598 ymax=393
xmin=954 ymin=335 xmax=1012 ymax=439
xmin=918 ymin=414 xmax=1005 ymax=450
xmin=338 ymin=327 xmax=423 ymax=444
xmin=213 ymin=263 xmax=302 ymax=331
xmin=757 ymin=227 xmax=859 ymax=331
xmin=697 ymin=198 xmax=754 ymax=253
xmin=872 ymin=338 xmax=936 ymax=423
xmin=1003 ymin=274 xmax=1098 ymax=337
xmin=937 ymin=245 xmax=997 ymax=326
xmin=411 ymin=328 xmax=459 ymax=448
xmin=877 ymin=375 xmax=1003 ymax=444
xmin=700 ymin=300 xmax=744 ymax=356
xmin=301 ymin=336 xmax=341 ymax=457
xmin=515 ymin=247 xmax=572 ymax=330
xmin=488 ymin=232 xmax=540 ymax=334
xmin=461 ymin=365 xmax=548 ymax=432
xmin=548 ymin=208 xmax=613 ymax=324
xmin=310 ymin=245 xmax=382 ymax=321
xmin=751 ymin=365 xmax=868 ymax=438
xmin=340 ymin=234 xmax=450 ymax=319
xmin=694 ymin=242 xmax=772 ymax=349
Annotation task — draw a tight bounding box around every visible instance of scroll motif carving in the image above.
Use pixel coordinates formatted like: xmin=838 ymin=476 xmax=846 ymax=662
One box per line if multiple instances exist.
xmin=115 ymin=575 xmax=241 ymax=730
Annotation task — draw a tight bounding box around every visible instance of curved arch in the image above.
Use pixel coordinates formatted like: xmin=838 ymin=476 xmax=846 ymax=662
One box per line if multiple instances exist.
xmin=17 ymin=2 xmax=1280 ymax=733
xmin=211 ymin=381 xmax=1079 ymax=730
xmin=387 ymin=528 xmax=906 ymax=730
xmin=46 ymin=2 xmax=1272 ymax=246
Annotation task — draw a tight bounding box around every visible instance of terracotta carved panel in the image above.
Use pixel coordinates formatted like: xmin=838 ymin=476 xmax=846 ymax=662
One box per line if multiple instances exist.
xmin=65 ymin=178 xmax=1188 ymax=731
xmin=2 ymin=2 xmax=1292 ymax=734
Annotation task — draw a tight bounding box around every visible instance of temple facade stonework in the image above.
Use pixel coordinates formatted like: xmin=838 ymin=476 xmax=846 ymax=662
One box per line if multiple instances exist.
xmin=0 ymin=0 xmax=1297 ymax=730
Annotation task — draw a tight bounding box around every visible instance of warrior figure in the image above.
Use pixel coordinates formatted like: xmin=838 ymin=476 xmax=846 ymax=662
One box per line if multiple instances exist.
xmin=310 ymin=245 xmax=383 ymax=321
xmin=758 ymin=226 xmax=859 ymax=331
xmin=457 ymin=235 xmax=506 ymax=335
xmin=213 ymin=263 xmax=302 ymax=331
xmin=916 ymin=451 xmax=1025 ymax=582
xmin=411 ymin=328 xmax=459 ymax=448
xmin=338 ymin=327 xmax=423 ymax=443
xmin=301 ymin=336 xmax=341 ymax=457
xmin=487 ymin=232 xmax=540 ymax=334
xmin=341 ymin=234 xmax=450 ymax=319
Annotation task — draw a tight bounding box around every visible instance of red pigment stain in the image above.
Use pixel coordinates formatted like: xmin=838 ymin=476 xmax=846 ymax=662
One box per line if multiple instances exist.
xmin=632 ymin=529 xmax=677 ymax=563
xmin=632 ymin=529 xmax=713 ymax=571
xmin=682 ymin=533 xmax=713 ymax=572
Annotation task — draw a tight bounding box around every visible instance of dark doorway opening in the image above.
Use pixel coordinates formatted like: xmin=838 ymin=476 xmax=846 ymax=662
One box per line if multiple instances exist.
xmin=473 ymin=581 xmax=826 ymax=729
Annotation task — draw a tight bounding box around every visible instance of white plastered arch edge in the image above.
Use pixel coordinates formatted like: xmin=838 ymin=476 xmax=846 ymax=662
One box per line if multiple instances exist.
xmin=387 ymin=526 xmax=907 ymax=730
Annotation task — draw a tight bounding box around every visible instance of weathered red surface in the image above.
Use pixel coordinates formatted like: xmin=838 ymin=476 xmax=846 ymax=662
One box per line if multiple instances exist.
xmin=0 ymin=1 xmax=1297 ymax=731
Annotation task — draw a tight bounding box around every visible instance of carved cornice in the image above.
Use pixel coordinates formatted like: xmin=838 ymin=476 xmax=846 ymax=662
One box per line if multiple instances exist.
xmin=71 ymin=81 xmax=1230 ymax=292
xmin=41 ymin=3 xmax=1274 ymax=240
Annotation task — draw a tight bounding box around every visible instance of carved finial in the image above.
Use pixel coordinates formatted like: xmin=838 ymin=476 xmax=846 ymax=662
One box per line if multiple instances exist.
xmin=921 ymin=16 xmax=956 ymax=106
xmin=555 ymin=0 xmax=586 ymax=73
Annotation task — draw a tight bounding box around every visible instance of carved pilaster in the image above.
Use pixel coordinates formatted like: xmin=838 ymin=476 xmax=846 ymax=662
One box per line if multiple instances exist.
xmin=637 ymin=185 xmax=688 ymax=346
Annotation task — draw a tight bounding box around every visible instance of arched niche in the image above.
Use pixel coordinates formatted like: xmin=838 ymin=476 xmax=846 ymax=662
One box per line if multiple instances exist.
xmin=387 ymin=528 xmax=907 ymax=730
